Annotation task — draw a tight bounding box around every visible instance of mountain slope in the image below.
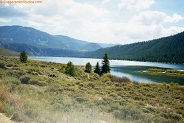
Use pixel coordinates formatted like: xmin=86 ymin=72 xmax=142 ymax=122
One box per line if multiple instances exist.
xmin=0 ymin=26 xmax=101 ymax=52
xmin=85 ymin=32 xmax=184 ymax=63
xmin=0 ymin=47 xmax=19 ymax=56
xmin=0 ymin=41 xmax=82 ymax=57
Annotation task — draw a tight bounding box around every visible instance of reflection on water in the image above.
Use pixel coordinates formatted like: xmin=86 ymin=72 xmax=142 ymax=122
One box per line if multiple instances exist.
xmin=110 ymin=68 xmax=155 ymax=83
xmin=111 ymin=66 xmax=184 ymax=85
xmin=30 ymin=57 xmax=184 ymax=85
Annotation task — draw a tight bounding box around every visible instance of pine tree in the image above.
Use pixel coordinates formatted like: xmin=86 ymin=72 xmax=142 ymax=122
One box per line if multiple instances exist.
xmin=20 ymin=51 xmax=28 ymax=63
xmin=65 ymin=61 xmax=75 ymax=76
xmin=94 ymin=62 xmax=101 ymax=75
xmin=85 ymin=62 xmax=92 ymax=73
xmin=101 ymin=53 xmax=110 ymax=74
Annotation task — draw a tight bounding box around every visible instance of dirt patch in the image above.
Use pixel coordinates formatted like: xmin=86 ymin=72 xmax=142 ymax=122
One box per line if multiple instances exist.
xmin=0 ymin=113 xmax=13 ymax=123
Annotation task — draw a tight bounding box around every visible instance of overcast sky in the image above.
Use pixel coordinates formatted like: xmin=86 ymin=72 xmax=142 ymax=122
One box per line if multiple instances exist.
xmin=0 ymin=0 xmax=184 ymax=44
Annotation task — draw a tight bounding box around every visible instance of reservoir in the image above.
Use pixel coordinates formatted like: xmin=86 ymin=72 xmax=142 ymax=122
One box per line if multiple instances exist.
xmin=30 ymin=57 xmax=184 ymax=85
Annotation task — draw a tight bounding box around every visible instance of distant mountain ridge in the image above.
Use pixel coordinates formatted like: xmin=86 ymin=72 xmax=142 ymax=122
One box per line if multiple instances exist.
xmin=2 ymin=25 xmax=183 ymax=63
xmin=85 ymin=31 xmax=184 ymax=63
xmin=0 ymin=25 xmax=102 ymax=55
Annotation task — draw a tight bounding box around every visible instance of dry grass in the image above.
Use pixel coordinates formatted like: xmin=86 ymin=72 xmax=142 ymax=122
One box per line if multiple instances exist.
xmin=0 ymin=55 xmax=184 ymax=123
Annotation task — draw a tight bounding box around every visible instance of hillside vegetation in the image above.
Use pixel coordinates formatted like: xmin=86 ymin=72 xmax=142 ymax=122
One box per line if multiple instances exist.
xmin=0 ymin=55 xmax=184 ymax=123
xmin=0 ymin=47 xmax=19 ymax=56
xmin=86 ymin=32 xmax=184 ymax=63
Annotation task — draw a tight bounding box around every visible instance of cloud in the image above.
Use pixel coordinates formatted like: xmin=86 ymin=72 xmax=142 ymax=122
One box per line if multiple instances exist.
xmin=1 ymin=0 xmax=184 ymax=44
xmin=0 ymin=18 xmax=11 ymax=22
xmin=118 ymin=0 xmax=155 ymax=11
xmin=10 ymin=0 xmax=109 ymax=36
xmin=122 ymin=11 xmax=184 ymax=43
xmin=102 ymin=0 xmax=111 ymax=4
xmin=13 ymin=0 xmax=108 ymax=20
xmin=130 ymin=11 xmax=184 ymax=25
xmin=162 ymin=26 xmax=184 ymax=36
xmin=0 ymin=4 xmax=26 ymax=17
xmin=165 ymin=13 xmax=184 ymax=23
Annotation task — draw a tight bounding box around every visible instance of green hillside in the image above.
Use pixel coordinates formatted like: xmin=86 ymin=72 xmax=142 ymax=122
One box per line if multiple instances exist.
xmin=0 ymin=26 xmax=101 ymax=55
xmin=0 ymin=55 xmax=184 ymax=123
xmin=0 ymin=47 xmax=19 ymax=56
xmin=86 ymin=32 xmax=184 ymax=63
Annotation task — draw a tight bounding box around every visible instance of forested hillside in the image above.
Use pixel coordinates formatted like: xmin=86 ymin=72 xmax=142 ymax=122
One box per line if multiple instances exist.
xmin=86 ymin=31 xmax=184 ymax=63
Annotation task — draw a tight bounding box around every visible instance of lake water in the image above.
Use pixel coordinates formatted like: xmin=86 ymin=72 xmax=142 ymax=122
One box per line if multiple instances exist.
xmin=30 ymin=57 xmax=184 ymax=85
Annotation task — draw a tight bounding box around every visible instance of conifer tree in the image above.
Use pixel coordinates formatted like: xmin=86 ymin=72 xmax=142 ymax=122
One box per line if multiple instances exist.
xmin=101 ymin=53 xmax=110 ymax=74
xmin=20 ymin=51 xmax=28 ymax=63
xmin=85 ymin=62 xmax=92 ymax=73
xmin=65 ymin=61 xmax=75 ymax=76
xmin=94 ymin=62 xmax=101 ymax=75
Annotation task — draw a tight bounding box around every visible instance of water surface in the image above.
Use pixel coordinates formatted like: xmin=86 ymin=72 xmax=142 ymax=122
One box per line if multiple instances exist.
xmin=30 ymin=57 xmax=184 ymax=85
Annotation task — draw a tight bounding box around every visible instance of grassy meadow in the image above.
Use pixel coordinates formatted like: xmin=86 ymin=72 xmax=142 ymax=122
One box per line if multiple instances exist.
xmin=146 ymin=68 xmax=184 ymax=77
xmin=0 ymin=55 xmax=184 ymax=123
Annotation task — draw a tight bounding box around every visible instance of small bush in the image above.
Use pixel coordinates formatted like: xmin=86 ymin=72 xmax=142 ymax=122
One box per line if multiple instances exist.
xmin=6 ymin=64 xmax=14 ymax=67
xmin=100 ymin=73 xmax=111 ymax=82
xmin=75 ymin=97 xmax=87 ymax=103
xmin=85 ymin=62 xmax=92 ymax=73
xmin=147 ymin=68 xmax=164 ymax=73
xmin=65 ymin=61 xmax=76 ymax=76
xmin=0 ymin=68 xmax=6 ymax=78
xmin=29 ymin=79 xmax=47 ymax=86
xmin=0 ymin=62 xmax=5 ymax=69
xmin=87 ymin=83 xmax=95 ymax=88
xmin=19 ymin=75 xmax=31 ymax=84
xmin=110 ymin=75 xmax=131 ymax=83
xmin=9 ymin=77 xmax=21 ymax=85
xmin=11 ymin=113 xmax=23 ymax=122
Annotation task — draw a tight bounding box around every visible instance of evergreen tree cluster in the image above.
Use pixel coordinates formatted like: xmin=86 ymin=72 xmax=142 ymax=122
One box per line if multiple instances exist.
xmin=94 ymin=53 xmax=110 ymax=76
xmin=65 ymin=54 xmax=110 ymax=77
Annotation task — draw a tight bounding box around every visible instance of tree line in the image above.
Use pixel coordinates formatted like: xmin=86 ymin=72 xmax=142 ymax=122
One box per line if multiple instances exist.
xmin=65 ymin=53 xmax=110 ymax=76
xmin=19 ymin=51 xmax=110 ymax=77
xmin=85 ymin=31 xmax=184 ymax=64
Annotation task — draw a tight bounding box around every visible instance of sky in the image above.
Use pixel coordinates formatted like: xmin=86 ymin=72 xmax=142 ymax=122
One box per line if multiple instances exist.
xmin=0 ymin=0 xmax=184 ymax=44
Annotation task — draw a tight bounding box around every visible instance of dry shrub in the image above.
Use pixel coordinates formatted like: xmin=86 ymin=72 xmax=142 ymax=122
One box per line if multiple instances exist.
xmin=0 ymin=88 xmax=24 ymax=115
xmin=110 ymin=75 xmax=131 ymax=83
xmin=100 ymin=73 xmax=111 ymax=82
xmin=19 ymin=75 xmax=31 ymax=84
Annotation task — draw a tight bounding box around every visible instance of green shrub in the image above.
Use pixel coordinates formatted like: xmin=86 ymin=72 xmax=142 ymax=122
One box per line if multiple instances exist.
xmin=119 ymin=105 xmax=144 ymax=121
xmin=85 ymin=62 xmax=92 ymax=73
xmin=29 ymin=79 xmax=47 ymax=86
xmin=0 ymin=68 xmax=6 ymax=78
xmin=2 ymin=103 xmax=16 ymax=116
xmin=11 ymin=113 xmax=23 ymax=122
xmin=9 ymin=77 xmax=21 ymax=85
xmin=75 ymin=97 xmax=87 ymax=103
xmin=6 ymin=64 xmax=14 ymax=67
xmin=65 ymin=61 xmax=75 ymax=76
xmin=147 ymin=68 xmax=164 ymax=73
xmin=0 ymin=62 xmax=5 ymax=69
xmin=19 ymin=75 xmax=31 ymax=84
